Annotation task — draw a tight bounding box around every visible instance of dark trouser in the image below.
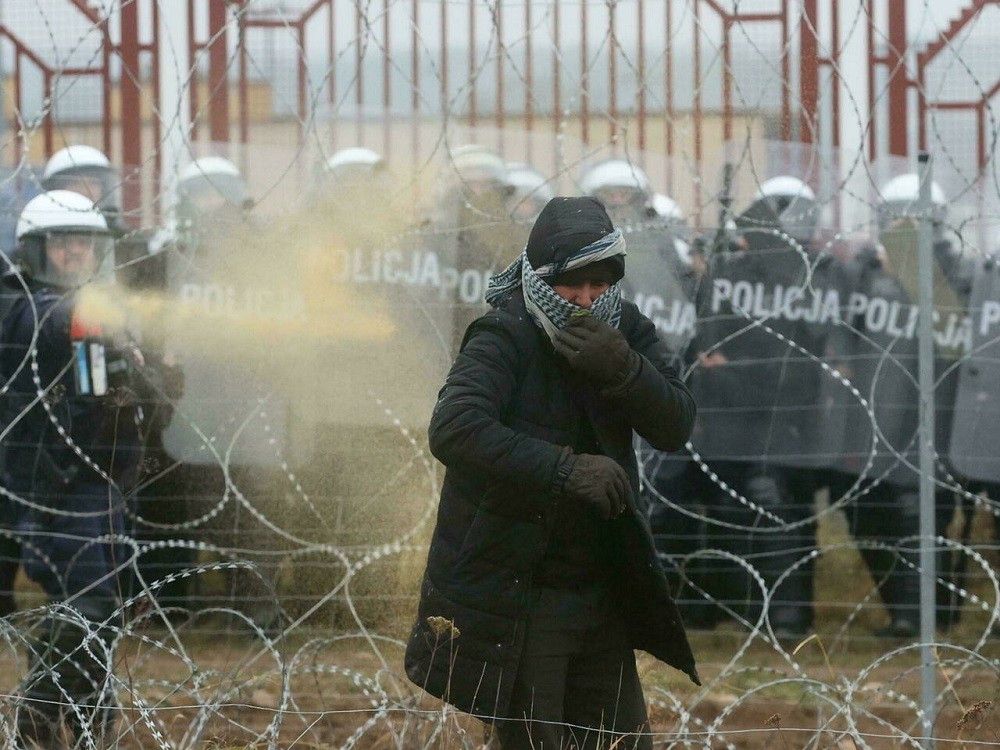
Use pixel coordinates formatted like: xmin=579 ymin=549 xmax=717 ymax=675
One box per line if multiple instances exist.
xmin=951 ymin=481 xmax=1000 ymax=627
xmin=10 ymin=478 xmax=126 ymax=747
xmin=827 ymin=471 xmax=955 ymax=628
xmin=493 ymin=587 xmax=651 ymax=750
xmin=152 ymin=463 xmax=282 ymax=631
xmin=132 ymin=455 xmax=197 ymax=615
xmin=655 ymin=461 xmax=814 ymax=632
xmin=0 ymin=490 xmax=20 ymax=616
xmin=647 ymin=457 xmax=718 ymax=628
xmin=17 ymin=613 xmax=118 ymax=746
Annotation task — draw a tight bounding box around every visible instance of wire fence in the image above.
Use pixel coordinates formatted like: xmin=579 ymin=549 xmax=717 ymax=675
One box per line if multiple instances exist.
xmin=0 ymin=0 xmax=999 ymax=747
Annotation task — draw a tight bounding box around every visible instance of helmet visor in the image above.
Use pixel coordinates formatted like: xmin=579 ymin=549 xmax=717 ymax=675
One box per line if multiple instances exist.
xmin=178 ymin=173 xmax=250 ymax=216
xmin=28 ymin=231 xmax=115 ymax=287
xmin=592 ymin=186 xmax=647 ymax=209
xmin=44 ymin=166 xmax=122 ymax=216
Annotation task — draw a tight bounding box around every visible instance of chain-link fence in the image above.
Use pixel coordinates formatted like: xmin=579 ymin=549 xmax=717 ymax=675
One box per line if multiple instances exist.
xmin=0 ymin=0 xmax=999 ymax=747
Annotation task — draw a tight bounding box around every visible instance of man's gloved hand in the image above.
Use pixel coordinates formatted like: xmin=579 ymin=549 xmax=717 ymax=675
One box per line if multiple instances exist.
xmin=553 ymin=314 xmax=634 ymax=385
xmin=562 ymin=453 xmax=629 ymax=520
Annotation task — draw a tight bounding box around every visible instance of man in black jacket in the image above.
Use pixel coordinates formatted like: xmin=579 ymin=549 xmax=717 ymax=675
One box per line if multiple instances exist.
xmin=405 ymin=197 xmax=699 ymax=750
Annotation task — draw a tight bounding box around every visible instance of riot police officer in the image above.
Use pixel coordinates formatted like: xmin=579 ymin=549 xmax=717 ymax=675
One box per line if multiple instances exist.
xmin=151 ymin=157 xmax=290 ymax=633
xmin=818 ymin=173 xmax=964 ymax=637
xmin=42 ymin=144 xmax=163 ymax=294
xmin=579 ymin=158 xmax=657 ymax=229
xmin=505 ymin=162 xmax=554 ymax=224
xmin=579 ymin=164 xmax=708 ymax=624
xmin=1 ymin=190 xmax=152 ymax=745
xmin=316 ymin=147 xmax=386 ymax=200
xmin=440 ymin=145 xmax=518 ymax=352
xmin=0 ymin=166 xmax=40 ymax=616
xmin=687 ymin=174 xmax=835 ymax=639
xmin=41 ymin=146 xmax=121 ymax=221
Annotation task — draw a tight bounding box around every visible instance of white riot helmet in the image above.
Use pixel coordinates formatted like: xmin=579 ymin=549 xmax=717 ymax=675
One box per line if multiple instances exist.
xmin=13 ymin=190 xmax=114 ymax=288
xmin=317 ymin=147 xmax=386 ymax=199
xmin=176 ymin=156 xmax=250 ymax=218
xmin=449 ymin=145 xmax=512 ymax=197
xmin=580 ymin=159 xmax=652 ymax=213
xmin=505 ymin=163 xmax=554 ymax=222
xmin=877 ymin=173 xmax=947 ymax=231
xmin=741 ymin=175 xmax=818 ymax=246
xmin=326 ymin=147 xmax=384 ymax=177
xmin=651 ymin=193 xmax=683 ymax=222
xmin=650 ymin=191 xmax=693 ymax=242
xmin=42 ymin=145 xmax=122 ymax=219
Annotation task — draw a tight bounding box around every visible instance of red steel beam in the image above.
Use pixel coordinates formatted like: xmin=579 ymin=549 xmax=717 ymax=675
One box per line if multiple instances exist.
xmin=152 ymin=0 xmax=162 ymax=219
xmin=244 ymin=19 xmax=291 ymax=28
xmin=13 ymin=51 xmax=21 ymax=167
xmin=239 ymin=8 xmax=249 ymax=147
xmin=665 ymin=0 xmax=674 ymax=168
xmin=831 ymin=0 xmax=840 ymax=148
xmin=693 ymin=0 xmax=702 ymax=169
xmin=928 ymin=101 xmax=978 ymax=110
xmin=887 ymin=0 xmax=908 ymax=155
xmin=722 ymin=19 xmax=732 ymax=142
xmin=66 ymin=0 xmax=100 ymax=24
xmin=917 ymin=0 xmax=993 ymax=69
xmin=728 ymin=12 xmax=783 ymax=22
xmin=119 ymin=0 xmax=142 ymax=220
xmin=101 ymin=16 xmax=112 ymax=159
xmin=977 ymin=101 xmax=987 ymax=171
xmin=300 ymin=23 xmax=309 ymax=144
xmin=780 ymin=0 xmax=790 ymax=140
xmin=866 ymin=0 xmax=876 ymax=160
xmin=188 ymin=0 xmax=199 ymax=141
xmin=208 ymin=0 xmax=230 ymax=145
xmin=799 ymin=0 xmax=819 ymax=143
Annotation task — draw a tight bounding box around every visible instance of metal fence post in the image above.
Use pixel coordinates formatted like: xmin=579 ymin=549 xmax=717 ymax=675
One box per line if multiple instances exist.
xmin=917 ymin=150 xmax=937 ymax=750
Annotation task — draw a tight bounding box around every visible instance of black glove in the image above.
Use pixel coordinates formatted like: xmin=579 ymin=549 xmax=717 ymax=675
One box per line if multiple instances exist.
xmin=562 ymin=453 xmax=629 ymax=520
xmin=553 ymin=315 xmax=634 ymax=386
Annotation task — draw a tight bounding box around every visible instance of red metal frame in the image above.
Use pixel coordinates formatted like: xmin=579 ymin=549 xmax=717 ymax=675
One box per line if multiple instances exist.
xmin=13 ymin=0 xmax=995 ymax=228
xmin=915 ymin=0 xmax=999 ymax=172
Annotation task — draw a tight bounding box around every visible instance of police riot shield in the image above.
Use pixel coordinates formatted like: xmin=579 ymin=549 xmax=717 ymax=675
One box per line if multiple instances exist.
xmin=438 ymin=193 xmax=525 ymax=354
xmin=160 ymin=208 xmax=306 ymax=469
xmin=160 ymin=188 xmax=465 ymax=470
xmin=299 ymin=218 xmax=462 ymax=438
xmin=618 ymin=222 xmax=698 ymax=356
xmin=814 ymin=223 xmax=965 ymax=488
xmin=687 ymin=223 xmax=849 ymax=468
xmin=949 ymin=253 xmax=1000 ymax=484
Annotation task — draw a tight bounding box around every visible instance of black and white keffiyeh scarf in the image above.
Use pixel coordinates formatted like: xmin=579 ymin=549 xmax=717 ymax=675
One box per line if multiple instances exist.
xmin=485 ymin=229 xmax=627 ymax=342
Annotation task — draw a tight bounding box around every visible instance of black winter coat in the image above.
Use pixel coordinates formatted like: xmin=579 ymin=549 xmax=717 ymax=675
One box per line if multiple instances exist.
xmin=404 ymin=293 xmax=700 ymax=719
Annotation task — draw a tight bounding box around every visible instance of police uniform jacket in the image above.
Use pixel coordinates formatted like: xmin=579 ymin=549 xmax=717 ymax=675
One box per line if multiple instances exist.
xmin=404 ymin=292 xmax=700 ymax=718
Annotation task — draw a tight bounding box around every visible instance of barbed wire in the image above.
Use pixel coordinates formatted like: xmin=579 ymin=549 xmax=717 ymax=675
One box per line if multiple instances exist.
xmin=0 ymin=0 xmax=999 ymax=748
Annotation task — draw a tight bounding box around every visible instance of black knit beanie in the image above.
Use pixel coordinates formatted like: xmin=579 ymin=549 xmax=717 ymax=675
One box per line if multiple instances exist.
xmin=525 ymin=196 xmax=624 ymax=280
